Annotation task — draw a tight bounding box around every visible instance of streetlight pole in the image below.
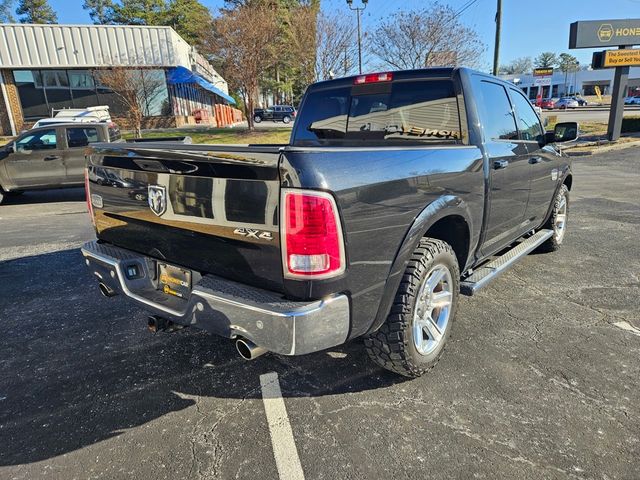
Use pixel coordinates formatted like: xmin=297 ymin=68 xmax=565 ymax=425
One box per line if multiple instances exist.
xmin=347 ymin=0 xmax=368 ymax=74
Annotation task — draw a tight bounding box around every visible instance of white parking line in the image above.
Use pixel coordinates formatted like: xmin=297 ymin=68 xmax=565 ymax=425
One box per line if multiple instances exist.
xmin=260 ymin=372 xmax=305 ymax=480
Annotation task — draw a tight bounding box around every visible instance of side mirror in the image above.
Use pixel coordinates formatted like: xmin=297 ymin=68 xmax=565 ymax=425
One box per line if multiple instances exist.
xmin=553 ymin=122 xmax=579 ymax=143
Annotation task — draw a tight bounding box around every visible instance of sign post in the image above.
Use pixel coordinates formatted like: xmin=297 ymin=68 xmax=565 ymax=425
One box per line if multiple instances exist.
xmin=570 ymin=19 xmax=640 ymax=141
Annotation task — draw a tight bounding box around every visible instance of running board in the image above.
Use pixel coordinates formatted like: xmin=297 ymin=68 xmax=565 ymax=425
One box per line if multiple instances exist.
xmin=460 ymin=229 xmax=554 ymax=296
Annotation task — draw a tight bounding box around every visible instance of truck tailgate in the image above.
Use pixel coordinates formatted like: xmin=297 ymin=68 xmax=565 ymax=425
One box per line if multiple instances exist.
xmin=87 ymin=143 xmax=285 ymax=292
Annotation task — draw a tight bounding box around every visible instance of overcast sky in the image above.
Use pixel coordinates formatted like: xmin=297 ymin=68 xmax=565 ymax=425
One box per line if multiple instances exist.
xmin=45 ymin=0 xmax=640 ymax=70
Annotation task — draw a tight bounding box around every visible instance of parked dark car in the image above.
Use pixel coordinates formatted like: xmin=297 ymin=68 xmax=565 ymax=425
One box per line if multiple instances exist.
xmin=82 ymin=68 xmax=577 ymax=377
xmin=253 ymin=105 xmax=296 ymax=124
xmin=0 ymin=122 xmax=121 ymax=204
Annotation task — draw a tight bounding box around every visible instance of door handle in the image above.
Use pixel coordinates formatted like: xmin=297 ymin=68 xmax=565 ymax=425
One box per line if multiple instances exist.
xmin=493 ymin=160 xmax=509 ymax=170
xmin=529 ymin=156 xmax=543 ymax=165
xmin=44 ymin=155 xmax=60 ymax=161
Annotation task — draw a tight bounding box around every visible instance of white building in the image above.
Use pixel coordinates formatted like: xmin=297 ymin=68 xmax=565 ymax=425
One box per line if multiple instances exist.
xmin=499 ymin=67 xmax=640 ymax=100
xmin=0 ymin=23 xmax=235 ymax=135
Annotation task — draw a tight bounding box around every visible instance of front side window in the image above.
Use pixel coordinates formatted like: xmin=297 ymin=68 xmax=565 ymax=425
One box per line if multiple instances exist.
xmin=66 ymin=127 xmax=99 ymax=148
xmin=477 ymin=81 xmax=518 ymax=141
xmin=510 ymin=89 xmax=544 ymax=141
xmin=16 ymin=129 xmax=57 ymax=151
xmin=294 ymin=80 xmax=462 ymax=146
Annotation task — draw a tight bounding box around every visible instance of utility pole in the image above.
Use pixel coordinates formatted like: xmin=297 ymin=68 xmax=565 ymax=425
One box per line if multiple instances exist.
xmin=492 ymin=0 xmax=502 ymax=76
xmin=347 ymin=0 xmax=368 ymax=74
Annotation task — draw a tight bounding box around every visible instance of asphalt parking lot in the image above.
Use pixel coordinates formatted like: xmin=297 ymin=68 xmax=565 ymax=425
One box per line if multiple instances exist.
xmin=1 ymin=147 xmax=639 ymax=480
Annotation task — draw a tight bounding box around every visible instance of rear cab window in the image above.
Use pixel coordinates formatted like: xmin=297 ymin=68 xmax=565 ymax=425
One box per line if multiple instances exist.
xmin=108 ymin=124 xmax=121 ymax=142
xmin=292 ymin=75 xmax=466 ymax=147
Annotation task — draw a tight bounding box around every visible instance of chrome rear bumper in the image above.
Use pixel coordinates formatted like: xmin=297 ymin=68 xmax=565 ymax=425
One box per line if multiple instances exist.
xmin=81 ymin=241 xmax=350 ymax=355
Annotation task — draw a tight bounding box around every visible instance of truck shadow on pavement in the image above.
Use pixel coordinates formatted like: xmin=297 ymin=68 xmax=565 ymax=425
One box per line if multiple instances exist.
xmin=0 ymin=248 xmax=407 ymax=466
xmin=2 ymin=188 xmax=85 ymax=206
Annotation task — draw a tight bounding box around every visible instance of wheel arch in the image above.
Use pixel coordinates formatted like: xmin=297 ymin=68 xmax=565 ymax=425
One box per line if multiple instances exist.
xmin=366 ymin=195 xmax=474 ymax=335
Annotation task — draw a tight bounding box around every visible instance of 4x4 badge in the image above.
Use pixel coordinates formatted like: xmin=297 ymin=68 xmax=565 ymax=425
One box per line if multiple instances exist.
xmin=233 ymin=228 xmax=273 ymax=241
xmin=148 ymin=185 xmax=167 ymax=216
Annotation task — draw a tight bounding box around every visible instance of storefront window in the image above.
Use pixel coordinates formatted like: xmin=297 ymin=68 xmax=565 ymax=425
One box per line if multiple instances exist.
xmin=43 ymin=70 xmax=73 ymax=111
xmin=70 ymin=70 xmax=100 ymax=108
xmin=13 ymin=68 xmax=171 ymax=120
xmin=14 ymin=70 xmax=48 ymax=119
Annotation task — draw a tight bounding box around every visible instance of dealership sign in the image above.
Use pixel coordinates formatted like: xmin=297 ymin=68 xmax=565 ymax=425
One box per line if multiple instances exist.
xmin=604 ymin=48 xmax=640 ymax=67
xmin=532 ymin=68 xmax=553 ymax=87
xmin=570 ymin=19 xmax=640 ymax=48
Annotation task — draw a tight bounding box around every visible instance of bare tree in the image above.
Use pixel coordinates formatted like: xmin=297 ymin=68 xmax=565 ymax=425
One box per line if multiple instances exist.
xmin=207 ymin=3 xmax=279 ymax=130
xmin=500 ymin=56 xmax=533 ymax=75
xmin=370 ymin=3 xmax=485 ymax=70
xmin=315 ymin=11 xmax=358 ymax=81
xmin=94 ymin=68 xmax=166 ymax=137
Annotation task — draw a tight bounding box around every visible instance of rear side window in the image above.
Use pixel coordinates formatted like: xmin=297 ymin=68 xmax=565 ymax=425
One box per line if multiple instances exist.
xmin=293 ymin=80 xmax=463 ymax=146
xmin=66 ymin=127 xmax=99 ymax=148
xmin=477 ymin=81 xmax=518 ymax=141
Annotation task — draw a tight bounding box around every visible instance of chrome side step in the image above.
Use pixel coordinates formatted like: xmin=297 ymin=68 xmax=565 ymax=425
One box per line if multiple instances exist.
xmin=460 ymin=229 xmax=554 ymax=296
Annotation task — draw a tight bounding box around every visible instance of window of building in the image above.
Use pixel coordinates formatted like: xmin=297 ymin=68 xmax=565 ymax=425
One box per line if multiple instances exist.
xmin=43 ymin=70 xmax=73 ymax=111
xmin=477 ymin=81 xmax=518 ymax=141
xmin=13 ymin=68 xmax=170 ymax=120
xmin=14 ymin=70 xmax=48 ymax=118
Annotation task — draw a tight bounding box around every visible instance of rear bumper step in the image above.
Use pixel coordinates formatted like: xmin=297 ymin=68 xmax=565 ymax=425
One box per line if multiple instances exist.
xmin=460 ymin=229 xmax=554 ymax=296
xmin=81 ymin=241 xmax=350 ymax=355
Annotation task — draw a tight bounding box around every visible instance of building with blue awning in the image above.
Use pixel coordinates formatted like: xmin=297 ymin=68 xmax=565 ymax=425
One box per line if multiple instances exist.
xmin=0 ymin=23 xmax=235 ymax=135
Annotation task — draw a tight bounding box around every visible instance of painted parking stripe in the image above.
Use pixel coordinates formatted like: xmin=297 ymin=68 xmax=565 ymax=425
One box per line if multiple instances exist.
xmin=260 ymin=372 xmax=305 ymax=480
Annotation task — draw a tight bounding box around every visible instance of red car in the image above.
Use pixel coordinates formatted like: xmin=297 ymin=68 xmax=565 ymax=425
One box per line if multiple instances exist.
xmin=539 ymin=98 xmax=556 ymax=109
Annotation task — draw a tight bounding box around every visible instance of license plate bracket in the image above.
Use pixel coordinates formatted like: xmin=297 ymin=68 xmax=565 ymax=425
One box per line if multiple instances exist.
xmin=157 ymin=263 xmax=192 ymax=299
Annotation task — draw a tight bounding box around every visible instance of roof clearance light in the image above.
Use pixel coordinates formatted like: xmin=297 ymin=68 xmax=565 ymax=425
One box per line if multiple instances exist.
xmin=354 ymin=72 xmax=394 ymax=85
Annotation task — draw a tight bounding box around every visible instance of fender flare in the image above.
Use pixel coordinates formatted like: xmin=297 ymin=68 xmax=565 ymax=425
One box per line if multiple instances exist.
xmin=540 ymin=166 xmax=572 ymax=227
xmin=366 ymin=195 xmax=474 ymax=335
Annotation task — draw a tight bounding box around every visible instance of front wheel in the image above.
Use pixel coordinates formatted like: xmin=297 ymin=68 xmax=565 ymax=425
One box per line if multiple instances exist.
xmin=365 ymin=238 xmax=460 ymax=377
xmin=537 ymin=184 xmax=569 ymax=252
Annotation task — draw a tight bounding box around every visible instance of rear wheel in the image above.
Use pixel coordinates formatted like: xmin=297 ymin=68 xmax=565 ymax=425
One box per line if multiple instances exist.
xmin=537 ymin=184 xmax=569 ymax=252
xmin=253 ymin=115 xmax=262 ymax=123
xmin=282 ymin=115 xmax=291 ymax=124
xmin=365 ymin=238 xmax=460 ymax=377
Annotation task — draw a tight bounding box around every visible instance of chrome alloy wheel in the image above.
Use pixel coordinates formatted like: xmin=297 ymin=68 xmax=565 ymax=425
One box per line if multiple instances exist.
xmin=554 ymin=191 xmax=568 ymax=243
xmin=413 ymin=264 xmax=454 ymax=356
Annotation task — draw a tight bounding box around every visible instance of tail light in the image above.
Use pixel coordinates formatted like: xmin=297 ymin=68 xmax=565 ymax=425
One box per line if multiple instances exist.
xmin=354 ymin=72 xmax=393 ymax=85
xmin=84 ymin=167 xmax=95 ymax=226
xmin=281 ymin=189 xmax=346 ymax=279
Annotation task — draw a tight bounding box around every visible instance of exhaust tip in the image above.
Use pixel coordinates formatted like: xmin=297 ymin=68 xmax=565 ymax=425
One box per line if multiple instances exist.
xmin=236 ymin=338 xmax=267 ymax=360
xmin=98 ymin=282 xmax=117 ymax=298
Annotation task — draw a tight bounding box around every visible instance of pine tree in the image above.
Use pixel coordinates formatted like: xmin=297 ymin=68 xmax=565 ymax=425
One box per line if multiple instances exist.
xmin=16 ymin=0 xmax=58 ymax=23
xmin=162 ymin=0 xmax=212 ymax=47
xmin=0 ymin=0 xmax=15 ymax=22
xmin=109 ymin=0 xmax=165 ymax=25
xmin=82 ymin=0 xmax=114 ymax=24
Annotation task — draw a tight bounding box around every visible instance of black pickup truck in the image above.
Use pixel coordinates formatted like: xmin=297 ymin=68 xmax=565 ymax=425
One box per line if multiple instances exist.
xmin=82 ymin=68 xmax=577 ymax=377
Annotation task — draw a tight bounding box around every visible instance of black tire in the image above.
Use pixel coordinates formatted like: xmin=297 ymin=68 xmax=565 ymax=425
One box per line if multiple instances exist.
xmin=0 ymin=188 xmax=4 ymax=205
xmin=537 ymin=184 xmax=569 ymax=253
xmin=364 ymin=238 xmax=460 ymax=377
xmin=253 ymin=115 xmax=262 ymax=123
xmin=282 ymin=115 xmax=291 ymax=124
